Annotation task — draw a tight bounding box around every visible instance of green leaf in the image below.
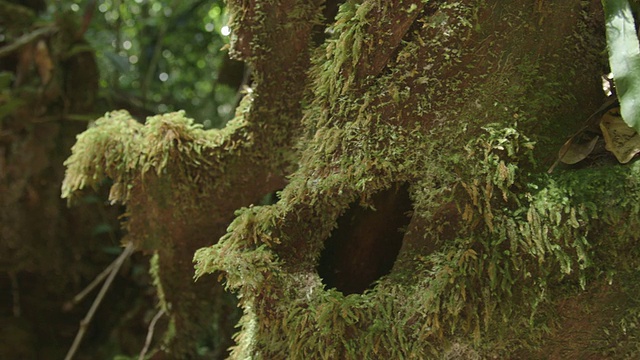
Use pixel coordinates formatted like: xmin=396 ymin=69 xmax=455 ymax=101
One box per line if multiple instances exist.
xmin=604 ymin=0 xmax=640 ymax=132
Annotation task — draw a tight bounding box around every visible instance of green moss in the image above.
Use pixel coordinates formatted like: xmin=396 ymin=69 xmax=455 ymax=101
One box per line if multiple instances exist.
xmin=60 ymin=92 xmax=273 ymax=204
xmin=62 ymin=109 xmax=233 ymax=203
xmin=150 ymin=252 xmax=168 ymax=312
xmin=61 ymin=104 xmax=269 ymax=357
xmin=60 ymin=0 xmax=325 ymax=357
xmin=191 ymin=1 xmax=624 ymax=358
xmin=197 ymin=124 xmax=640 ymax=358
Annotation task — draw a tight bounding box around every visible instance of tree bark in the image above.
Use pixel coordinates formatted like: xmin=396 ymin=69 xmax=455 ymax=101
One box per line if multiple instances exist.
xmin=194 ymin=0 xmax=639 ymax=358
xmin=63 ymin=0 xmax=323 ymax=358
xmin=65 ymin=0 xmax=640 ymax=359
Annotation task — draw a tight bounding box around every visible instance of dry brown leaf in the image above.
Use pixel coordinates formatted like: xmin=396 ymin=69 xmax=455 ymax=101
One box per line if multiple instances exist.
xmin=547 ymin=96 xmax=619 ymax=173
xmin=599 ymin=108 xmax=640 ymax=163
xmin=558 ymin=134 xmax=599 ymax=165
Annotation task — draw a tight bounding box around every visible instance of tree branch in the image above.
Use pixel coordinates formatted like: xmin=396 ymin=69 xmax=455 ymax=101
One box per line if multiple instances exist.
xmin=64 ymin=242 xmax=135 ymax=360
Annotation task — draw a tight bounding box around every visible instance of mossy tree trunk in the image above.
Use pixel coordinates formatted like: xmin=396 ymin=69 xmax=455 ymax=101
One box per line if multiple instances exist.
xmin=64 ymin=0 xmax=322 ymax=358
xmin=66 ymin=0 xmax=640 ymax=359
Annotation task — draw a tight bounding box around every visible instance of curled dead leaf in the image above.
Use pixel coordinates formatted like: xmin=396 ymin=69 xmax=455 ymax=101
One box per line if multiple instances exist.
xmin=599 ymin=108 xmax=640 ymax=163
xmin=548 ymin=96 xmax=619 ymax=173
xmin=558 ymin=134 xmax=600 ymax=165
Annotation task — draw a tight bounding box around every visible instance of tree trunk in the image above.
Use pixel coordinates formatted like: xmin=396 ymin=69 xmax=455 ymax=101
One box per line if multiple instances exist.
xmin=66 ymin=0 xmax=640 ymax=359
xmin=63 ymin=0 xmax=322 ymax=358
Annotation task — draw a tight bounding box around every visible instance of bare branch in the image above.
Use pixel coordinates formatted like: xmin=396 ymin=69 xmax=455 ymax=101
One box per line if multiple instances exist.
xmin=62 ymin=260 xmax=116 ymax=312
xmin=0 ymin=26 xmax=57 ymax=58
xmin=64 ymin=242 xmax=135 ymax=360
xmin=138 ymin=308 xmax=166 ymax=360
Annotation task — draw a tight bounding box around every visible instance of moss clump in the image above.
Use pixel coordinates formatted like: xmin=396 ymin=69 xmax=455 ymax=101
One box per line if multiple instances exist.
xmin=61 ymin=108 xmax=254 ymax=205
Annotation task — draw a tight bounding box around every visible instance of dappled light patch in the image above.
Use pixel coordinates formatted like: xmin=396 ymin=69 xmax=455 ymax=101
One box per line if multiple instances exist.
xmin=317 ymin=183 xmax=412 ymax=295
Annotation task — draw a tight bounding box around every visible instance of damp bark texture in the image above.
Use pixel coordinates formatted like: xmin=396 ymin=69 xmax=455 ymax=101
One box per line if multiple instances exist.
xmin=67 ymin=0 xmax=640 ymax=359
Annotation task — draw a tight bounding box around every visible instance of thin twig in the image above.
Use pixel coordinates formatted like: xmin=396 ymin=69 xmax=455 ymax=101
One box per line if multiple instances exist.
xmin=64 ymin=242 xmax=135 ymax=360
xmin=62 ymin=260 xmax=116 ymax=312
xmin=63 ymin=198 xmax=122 ymax=312
xmin=139 ymin=308 xmax=166 ymax=360
xmin=0 ymin=26 xmax=57 ymax=58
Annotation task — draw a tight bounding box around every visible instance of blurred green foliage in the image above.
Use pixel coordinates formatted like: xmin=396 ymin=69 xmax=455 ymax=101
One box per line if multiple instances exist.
xmin=57 ymin=0 xmax=239 ymax=128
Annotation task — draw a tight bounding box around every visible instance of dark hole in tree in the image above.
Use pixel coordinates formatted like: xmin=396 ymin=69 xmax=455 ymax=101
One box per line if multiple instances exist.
xmin=317 ymin=183 xmax=413 ymax=295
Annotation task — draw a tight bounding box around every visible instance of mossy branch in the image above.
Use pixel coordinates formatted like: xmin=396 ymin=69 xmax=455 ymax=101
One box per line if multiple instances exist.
xmin=61 ymin=109 xmax=242 ymax=204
